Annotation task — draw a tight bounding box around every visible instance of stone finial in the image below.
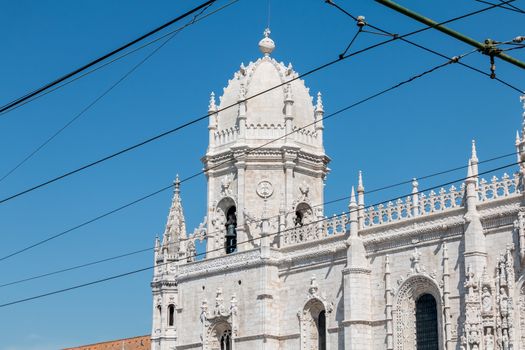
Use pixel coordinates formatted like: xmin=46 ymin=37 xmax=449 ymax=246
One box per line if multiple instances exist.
xmin=155 ymin=235 xmax=160 ymax=251
xmin=412 ymin=178 xmax=419 ymax=194
xmin=516 ymin=130 xmax=521 ymax=146
xmin=315 ymin=92 xmax=324 ymax=114
xmin=208 ymin=92 xmax=217 ymax=114
xmin=174 ymin=174 xmax=181 ymax=195
xmin=357 ymin=170 xmax=364 ymax=193
xmin=350 ymin=186 xmax=357 ymax=206
xmin=258 ymin=27 xmax=275 ymax=56
xmin=471 ymin=140 xmax=478 ymax=162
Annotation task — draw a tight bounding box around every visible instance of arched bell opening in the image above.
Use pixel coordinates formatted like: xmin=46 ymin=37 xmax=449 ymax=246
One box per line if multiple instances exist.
xmin=225 ymin=206 xmax=237 ymax=254
xmin=295 ymin=202 xmax=313 ymax=227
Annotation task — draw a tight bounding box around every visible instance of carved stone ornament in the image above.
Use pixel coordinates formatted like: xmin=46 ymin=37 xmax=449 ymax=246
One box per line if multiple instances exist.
xmin=200 ymin=288 xmax=238 ymax=350
xmin=257 ymin=180 xmax=273 ymax=199
xmin=220 ymin=175 xmax=234 ymax=197
xmin=297 ymin=275 xmax=333 ymax=350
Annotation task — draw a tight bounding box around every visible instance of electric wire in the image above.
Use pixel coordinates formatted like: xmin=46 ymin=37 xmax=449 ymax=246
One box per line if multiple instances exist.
xmin=0 ymin=159 xmax=521 ymax=309
xmin=1 ymin=1 xmax=518 ymax=206
xmin=0 ymin=150 xmax=517 ymax=289
xmin=327 ymin=0 xmax=525 ymax=94
xmin=0 ymin=0 xmax=240 ymax=118
xmin=0 ymin=53 xmax=471 ymax=262
xmin=0 ymin=0 xmax=218 ymax=115
xmin=474 ymin=0 xmax=525 ymax=13
xmin=0 ymin=2 xmax=218 ymax=184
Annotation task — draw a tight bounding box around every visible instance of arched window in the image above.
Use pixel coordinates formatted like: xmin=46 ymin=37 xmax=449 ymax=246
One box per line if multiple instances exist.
xmin=168 ymin=304 xmax=175 ymax=327
xmin=415 ymin=294 xmax=438 ymax=349
xmin=295 ymin=210 xmax=304 ymax=226
xmin=300 ymin=299 xmax=327 ymax=350
xmin=295 ymin=203 xmax=313 ymax=227
xmin=220 ymin=329 xmax=232 ymax=350
xmin=157 ymin=305 xmax=162 ymax=326
xmin=225 ymin=206 xmax=237 ymax=254
xmin=318 ymin=310 xmax=326 ymax=350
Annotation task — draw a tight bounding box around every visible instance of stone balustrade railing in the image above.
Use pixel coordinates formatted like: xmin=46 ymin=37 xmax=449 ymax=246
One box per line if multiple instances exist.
xmin=185 ymin=172 xmax=521 ymax=253
xmin=279 ymin=171 xmax=521 ymax=247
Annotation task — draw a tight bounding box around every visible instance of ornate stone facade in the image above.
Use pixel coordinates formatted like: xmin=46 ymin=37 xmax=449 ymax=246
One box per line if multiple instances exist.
xmin=151 ymin=30 xmax=525 ymax=349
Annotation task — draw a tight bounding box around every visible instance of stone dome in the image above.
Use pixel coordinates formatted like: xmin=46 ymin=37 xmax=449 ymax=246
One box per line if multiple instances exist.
xmin=216 ymin=57 xmax=316 ymax=133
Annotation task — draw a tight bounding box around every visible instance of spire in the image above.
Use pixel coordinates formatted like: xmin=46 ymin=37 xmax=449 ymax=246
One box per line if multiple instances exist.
xmin=258 ymin=27 xmax=275 ymax=56
xmin=357 ymin=170 xmax=364 ymax=193
xmin=471 ymin=140 xmax=478 ymax=162
xmin=315 ymin=92 xmax=324 ymax=114
xmin=349 ymin=186 xmax=358 ymax=236
xmin=470 ymin=140 xmax=479 ymax=178
xmin=357 ymin=171 xmax=365 ymax=229
xmin=349 ymin=186 xmax=357 ymax=206
xmin=208 ymin=92 xmax=217 ymax=114
xmin=162 ymin=175 xmax=187 ymax=260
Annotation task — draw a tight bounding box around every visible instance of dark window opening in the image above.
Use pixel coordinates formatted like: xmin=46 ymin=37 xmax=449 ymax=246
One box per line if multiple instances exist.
xmin=295 ymin=210 xmax=304 ymax=226
xmin=318 ymin=310 xmax=326 ymax=350
xmin=220 ymin=330 xmax=232 ymax=350
xmin=225 ymin=206 xmax=237 ymax=254
xmin=168 ymin=304 xmax=175 ymax=327
xmin=416 ymin=294 xmax=438 ymax=350
xmin=157 ymin=305 xmax=162 ymax=326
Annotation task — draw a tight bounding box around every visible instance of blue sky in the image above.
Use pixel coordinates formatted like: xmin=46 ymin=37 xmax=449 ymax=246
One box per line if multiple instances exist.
xmin=0 ymin=0 xmax=523 ymax=348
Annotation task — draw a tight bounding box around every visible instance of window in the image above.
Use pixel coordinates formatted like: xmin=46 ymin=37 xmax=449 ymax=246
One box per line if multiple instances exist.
xmin=318 ymin=310 xmax=326 ymax=350
xmin=157 ymin=305 xmax=162 ymax=326
xmin=415 ymin=294 xmax=438 ymax=350
xmin=295 ymin=210 xmax=304 ymax=226
xmin=168 ymin=304 xmax=175 ymax=327
xmin=220 ymin=329 xmax=232 ymax=350
xmin=225 ymin=206 xmax=237 ymax=254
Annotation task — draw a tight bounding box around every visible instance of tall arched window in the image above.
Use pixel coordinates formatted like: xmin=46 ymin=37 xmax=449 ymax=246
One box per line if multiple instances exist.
xmin=300 ymin=299 xmax=327 ymax=350
xmin=157 ymin=305 xmax=162 ymax=326
xmin=318 ymin=310 xmax=326 ymax=350
xmin=225 ymin=206 xmax=237 ymax=254
xmin=220 ymin=329 xmax=232 ymax=350
xmin=415 ymin=294 xmax=438 ymax=349
xmin=168 ymin=304 xmax=175 ymax=327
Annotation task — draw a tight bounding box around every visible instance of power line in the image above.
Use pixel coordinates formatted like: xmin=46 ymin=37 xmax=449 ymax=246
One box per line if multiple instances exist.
xmin=0 ymin=159 xmax=520 ymax=309
xmin=474 ymin=0 xmax=525 ymax=13
xmin=0 ymin=2 xmax=517 ymax=206
xmin=0 ymin=53 xmax=470 ymax=261
xmin=327 ymin=0 xmax=524 ymax=94
xmin=0 ymin=0 xmax=240 ymax=118
xmin=0 ymin=0 xmax=218 ymax=116
xmin=0 ymin=1 xmax=220 ymax=184
xmin=0 ymin=150 xmax=516 ymax=288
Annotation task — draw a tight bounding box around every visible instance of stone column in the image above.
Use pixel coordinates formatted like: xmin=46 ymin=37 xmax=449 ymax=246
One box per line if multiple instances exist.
xmin=235 ymin=153 xmax=247 ymax=252
xmin=463 ymin=160 xmax=486 ymax=276
xmin=343 ymin=187 xmax=372 ymax=349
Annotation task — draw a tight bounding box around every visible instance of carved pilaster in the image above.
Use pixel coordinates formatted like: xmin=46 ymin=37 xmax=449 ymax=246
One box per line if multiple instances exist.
xmin=385 ymin=255 xmax=393 ymax=350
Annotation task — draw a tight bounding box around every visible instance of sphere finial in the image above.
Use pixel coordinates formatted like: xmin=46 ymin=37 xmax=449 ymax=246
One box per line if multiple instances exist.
xmin=258 ymin=27 xmax=275 ymax=56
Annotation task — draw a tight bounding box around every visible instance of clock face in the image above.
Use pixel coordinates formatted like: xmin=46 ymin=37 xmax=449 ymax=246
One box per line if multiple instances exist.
xmin=257 ymin=180 xmax=274 ymax=199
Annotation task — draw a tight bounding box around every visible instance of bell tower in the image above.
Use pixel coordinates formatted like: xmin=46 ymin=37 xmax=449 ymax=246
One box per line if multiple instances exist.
xmin=202 ymin=29 xmax=330 ymax=257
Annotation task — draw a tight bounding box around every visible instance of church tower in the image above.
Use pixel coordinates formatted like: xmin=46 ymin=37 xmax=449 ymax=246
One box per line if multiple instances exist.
xmin=203 ymin=28 xmax=330 ymax=257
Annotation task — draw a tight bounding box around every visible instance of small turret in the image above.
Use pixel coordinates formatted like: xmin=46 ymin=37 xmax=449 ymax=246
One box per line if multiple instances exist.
xmin=357 ymin=171 xmax=365 ymax=229
xmin=161 ymin=175 xmax=187 ymax=262
xmin=208 ymin=92 xmax=218 ymax=149
xmin=470 ymin=140 xmax=479 ymax=178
